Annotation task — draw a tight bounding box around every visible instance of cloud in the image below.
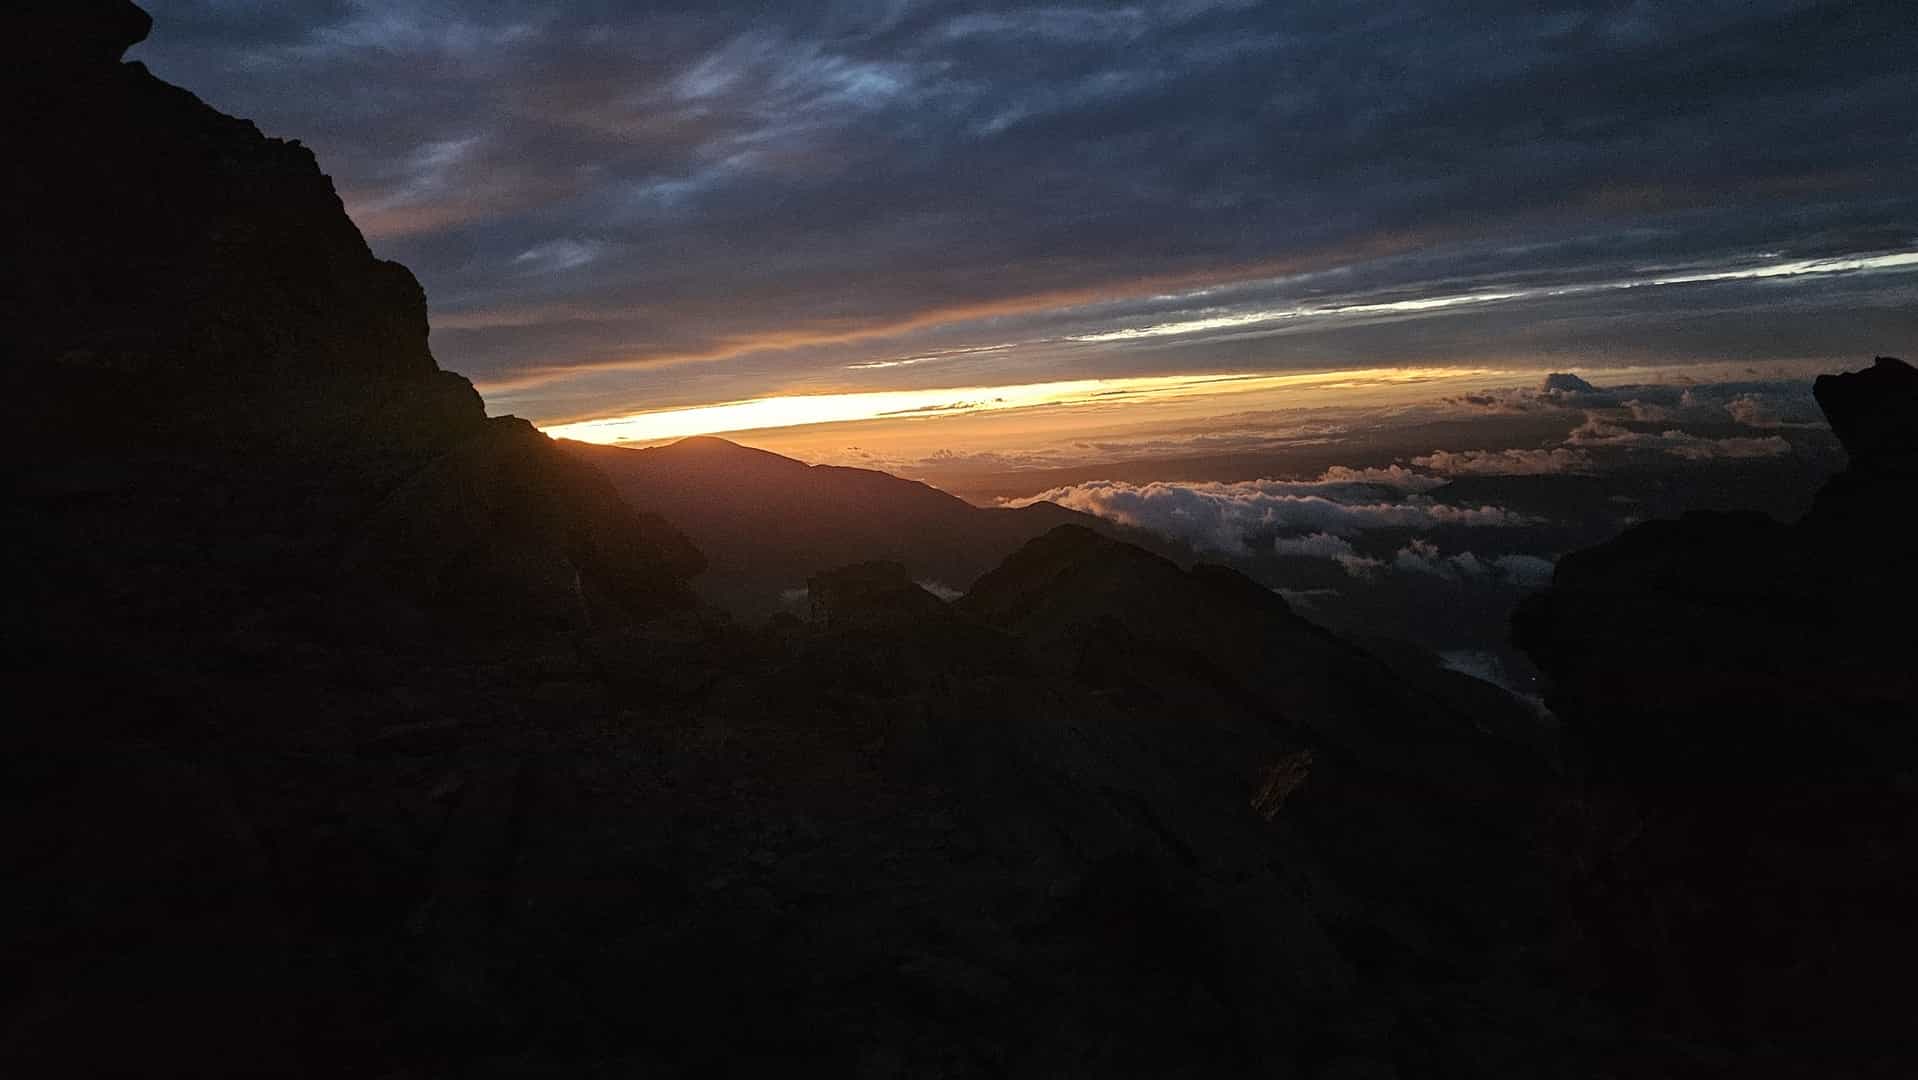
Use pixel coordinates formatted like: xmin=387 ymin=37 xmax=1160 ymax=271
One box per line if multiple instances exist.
xmin=1447 ymin=388 xmax=1553 ymax=414
xmin=915 ymin=579 xmax=964 ymax=602
xmin=1316 ymin=464 xmax=1448 ymax=491
xmin=1272 ymin=533 xmax=1384 ymax=577
xmin=1433 ymin=377 xmax=1816 ymax=473
xmin=1493 ymin=553 xmax=1556 ymax=587
xmin=1412 ymin=447 xmax=1593 ymax=476
xmin=1445 ymin=376 xmax=1833 ymax=440
xmin=1606 ymin=380 xmax=1828 ymax=429
xmin=1393 ymin=540 xmax=1556 ymax=586
xmin=1566 ymin=416 xmax=1792 ymax=460
xmin=1438 ymin=650 xmax=1542 ymax=701
xmin=1393 ymin=539 xmax=1488 ymax=582
xmin=512 ymin=238 xmax=603 ymax=274
xmin=1017 ymin=478 xmax=1534 ymax=556
xmin=1723 ymin=392 xmax=1825 ymax=429
xmin=1724 ymin=394 xmax=1779 ymax=427
xmin=1445 ymin=374 xmax=1621 ymax=414
xmin=1267 ymin=530 xmax=1556 ymax=589
xmin=1274 ymin=586 xmax=1341 ymax=613
xmin=1623 ymin=398 xmax=1676 ymax=422
xmin=1664 ymin=435 xmax=1794 ymax=461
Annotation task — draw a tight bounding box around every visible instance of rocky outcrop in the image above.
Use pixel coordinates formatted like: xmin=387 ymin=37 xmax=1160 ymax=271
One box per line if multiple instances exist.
xmin=1812 ymin=355 xmax=1918 ymax=470
xmin=1803 ymin=356 xmax=1918 ymax=538
xmin=1514 ymin=356 xmax=1918 ymax=1069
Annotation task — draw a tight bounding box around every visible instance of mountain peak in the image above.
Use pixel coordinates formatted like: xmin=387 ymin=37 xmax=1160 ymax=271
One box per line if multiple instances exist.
xmin=6 ymin=0 xmax=479 ymax=455
xmin=662 ymin=435 xmax=809 ymax=467
xmin=668 ymin=435 xmax=751 ymax=452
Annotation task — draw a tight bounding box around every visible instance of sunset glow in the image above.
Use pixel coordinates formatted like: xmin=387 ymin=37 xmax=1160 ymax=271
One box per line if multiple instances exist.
xmin=541 ymin=366 xmax=1500 ymax=445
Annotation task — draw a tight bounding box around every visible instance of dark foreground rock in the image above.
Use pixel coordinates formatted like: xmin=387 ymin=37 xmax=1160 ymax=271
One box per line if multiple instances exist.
xmin=1515 ymin=357 xmax=1918 ymax=1074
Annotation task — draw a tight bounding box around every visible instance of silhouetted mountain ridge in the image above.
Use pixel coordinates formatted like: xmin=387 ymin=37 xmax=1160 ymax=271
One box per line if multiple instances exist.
xmin=7 ymin=1 xmax=475 ymax=463
xmin=5 ymin=0 xmax=701 ymax=650
xmin=566 ymin=435 xmax=1186 ymax=614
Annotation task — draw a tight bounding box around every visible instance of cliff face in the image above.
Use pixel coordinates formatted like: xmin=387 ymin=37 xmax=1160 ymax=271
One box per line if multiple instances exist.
xmin=1514 ymin=356 xmax=1918 ymax=1067
xmin=4 ymin=0 xmax=476 ymax=459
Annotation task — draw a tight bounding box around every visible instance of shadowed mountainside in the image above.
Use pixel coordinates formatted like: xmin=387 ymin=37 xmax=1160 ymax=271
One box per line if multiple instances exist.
xmin=565 ymin=435 xmax=1187 ymax=614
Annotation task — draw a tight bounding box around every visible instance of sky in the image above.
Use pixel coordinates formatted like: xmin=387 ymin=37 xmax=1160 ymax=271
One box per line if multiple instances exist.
xmin=133 ymin=1 xmax=1918 ymax=455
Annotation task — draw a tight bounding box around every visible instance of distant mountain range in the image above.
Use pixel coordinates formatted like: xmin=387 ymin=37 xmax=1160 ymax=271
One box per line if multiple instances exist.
xmin=565 ymin=435 xmax=1187 ymax=614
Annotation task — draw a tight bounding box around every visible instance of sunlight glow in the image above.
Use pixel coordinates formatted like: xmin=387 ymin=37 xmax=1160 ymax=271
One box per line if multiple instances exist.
xmin=541 ymin=366 xmax=1493 ymax=445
